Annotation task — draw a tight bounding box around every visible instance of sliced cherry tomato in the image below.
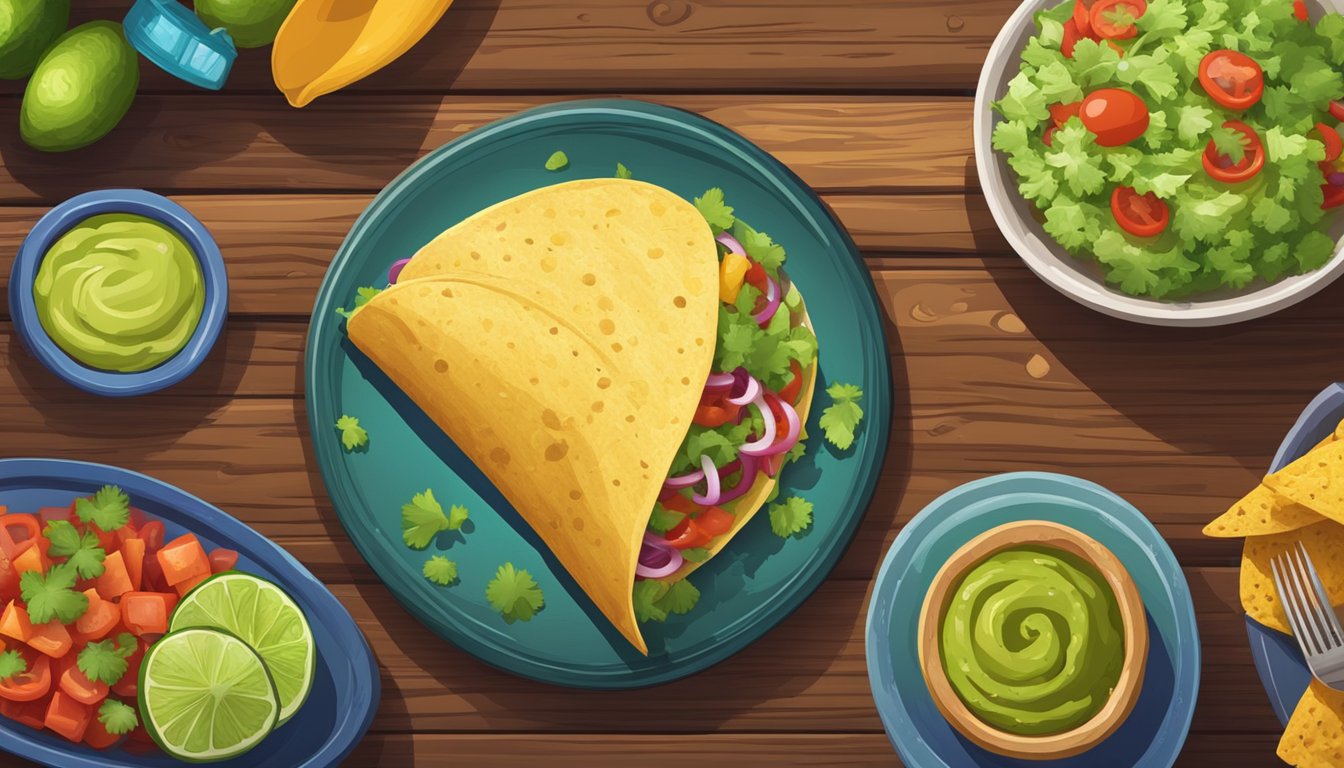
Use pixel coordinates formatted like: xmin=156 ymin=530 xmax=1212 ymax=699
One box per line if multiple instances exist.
xmin=1090 ymin=0 xmax=1146 ymax=39
xmin=694 ymin=507 xmax=735 ymax=537
xmin=137 ymin=521 xmax=165 ymax=554
xmin=1295 ymin=0 xmax=1309 ymax=21
xmin=1316 ymin=122 xmax=1343 ymax=164
xmin=693 ymin=402 xmax=742 ymax=428
xmin=778 ymin=360 xmax=805 ymax=405
xmin=1062 ymin=18 xmax=1084 ymax=59
xmin=0 ymin=653 xmax=50 ymax=702
xmin=1111 ymin=186 xmax=1170 ymax=237
xmin=1325 ymin=184 xmax=1344 ymax=211
xmin=1074 ymin=0 xmax=1094 ymax=36
xmin=1080 ymin=88 xmax=1150 ymax=146
xmin=1049 ymin=101 xmax=1083 ymax=128
xmin=1203 ymin=121 xmax=1265 ymax=184
xmin=1198 ymin=50 xmax=1264 ymax=110
xmin=1331 ymin=100 xmax=1344 ymax=123
xmin=1043 ymin=125 xmax=1059 ymax=147
xmin=664 ymin=517 xmax=712 ymax=550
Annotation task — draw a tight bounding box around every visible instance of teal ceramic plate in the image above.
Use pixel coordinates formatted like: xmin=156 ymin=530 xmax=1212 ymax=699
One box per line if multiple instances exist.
xmin=305 ymin=99 xmax=891 ymax=689
xmin=865 ymin=472 xmax=1200 ymax=767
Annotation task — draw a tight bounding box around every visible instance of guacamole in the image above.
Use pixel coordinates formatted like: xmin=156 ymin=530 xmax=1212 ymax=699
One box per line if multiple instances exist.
xmin=940 ymin=546 xmax=1125 ymax=736
xmin=34 ymin=213 xmax=204 ymax=372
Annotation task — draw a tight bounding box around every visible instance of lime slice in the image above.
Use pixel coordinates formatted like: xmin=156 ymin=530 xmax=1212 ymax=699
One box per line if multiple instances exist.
xmin=169 ymin=572 xmax=316 ymax=724
xmin=139 ymin=628 xmax=279 ymax=762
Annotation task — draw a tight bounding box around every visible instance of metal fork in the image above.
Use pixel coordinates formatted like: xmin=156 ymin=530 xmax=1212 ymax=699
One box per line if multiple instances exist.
xmin=1272 ymin=542 xmax=1344 ymax=690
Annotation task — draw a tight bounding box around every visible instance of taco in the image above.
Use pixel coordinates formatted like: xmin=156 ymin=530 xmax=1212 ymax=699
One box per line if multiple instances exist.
xmin=346 ymin=178 xmax=818 ymax=653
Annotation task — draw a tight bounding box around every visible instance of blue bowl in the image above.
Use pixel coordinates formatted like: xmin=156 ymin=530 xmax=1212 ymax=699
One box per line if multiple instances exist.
xmin=10 ymin=189 xmax=228 ymax=397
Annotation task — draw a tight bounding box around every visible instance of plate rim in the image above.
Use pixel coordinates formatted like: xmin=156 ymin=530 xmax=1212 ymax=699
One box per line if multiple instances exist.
xmin=864 ymin=471 xmax=1201 ymax=768
xmin=0 ymin=458 xmax=379 ymax=768
xmin=303 ymin=97 xmax=893 ymax=689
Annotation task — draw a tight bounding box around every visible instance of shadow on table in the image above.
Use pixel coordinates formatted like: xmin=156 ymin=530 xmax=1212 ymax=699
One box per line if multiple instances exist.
xmin=0 ymin=0 xmax=500 ymax=203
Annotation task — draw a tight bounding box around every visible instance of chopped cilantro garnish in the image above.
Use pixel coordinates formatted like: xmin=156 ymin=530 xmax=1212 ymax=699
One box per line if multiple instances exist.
xmin=681 ymin=547 xmax=710 ymax=563
xmin=400 ymin=490 xmax=467 ymax=549
xmin=647 ymin=503 xmax=683 ymax=534
xmin=20 ymin=564 xmax=87 ymax=624
xmin=615 ymin=162 xmax=633 ymax=179
xmin=78 ymin=633 xmax=137 ymax=685
xmin=544 ymin=151 xmax=569 ymax=171
xmin=486 ymin=563 xmax=544 ymax=623
xmin=769 ymin=496 xmax=814 ymax=538
xmin=98 ymin=699 xmax=139 ymax=735
xmin=335 ymin=415 xmax=368 ymax=452
xmin=44 ymin=520 xmax=106 ymax=579
xmin=422 ymin=556 xmax=458 ymax=586
xmin=819 ymin=382 xmax=864 ymax=450
xmin=732 ymin=221 xmax=786 ymax=274
xmin=74 ymin=485 xmax=129 ymax=532
xmin=633 ymin=578 xmax=701 ymax=623
xmin=335 ymin=286 xmax=383 ymax=320
xmin=0 ymin=650 xmax=26 ymax=681
xmin=694 ymin=188 xmax=735 ymax=233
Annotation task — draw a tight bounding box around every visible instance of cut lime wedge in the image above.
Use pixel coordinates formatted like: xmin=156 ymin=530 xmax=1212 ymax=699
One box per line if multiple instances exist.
xmin=139 ymin=628 xmax=279 ymax=762
xmin=169 ymin=572 xmax=316 ymax=725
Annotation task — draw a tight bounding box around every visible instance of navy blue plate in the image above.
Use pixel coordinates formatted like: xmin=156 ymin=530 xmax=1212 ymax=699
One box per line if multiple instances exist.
xmin=0 ymin=460 xmax=378 ymax=768
xmin=1247 ymin=382 xmax=1344 ymax=724
xmin=865 ymin=472 xmax=1199 ymax=768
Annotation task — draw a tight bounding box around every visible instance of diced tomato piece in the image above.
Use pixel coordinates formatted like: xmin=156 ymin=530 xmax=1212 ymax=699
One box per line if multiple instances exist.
xmin=128 ymin=508 xmax=147 ymax=531
xmin=44 ymin=690 xmax=93 ymax=742
xmin=665 ymin=517 xmax=712 ymax=550
xmin=1062 ymin=17 xmax=1083 ymax=58
xmin=121 ymin=593 xmax=176 ymax=637
xmin=0 ymin=652 xmax=50 ymax=702
xmin=157 ymin=535 xmax=210 ymax=587
xmin=693 ymin=402 xmax=743 ymax=428
xmin=90 ymin=526 xmax=119 ymax=554
xmin=1049 ymin=101 xmax=1083 ymax=128
xmin=744 ymin=262 xmax=768 ymax=293
xmin=1295 ymin=0 xmax=1309 ymax=21
xmin=208 ymin=548 xmax=239 ymax=573
xmin=27 ymin=620 xmax=73 ymax=659
xmin=660 ymin=495 xmax=700 ymax=515
xmin=1316 ymin=122 xmax=1343 ymax=163
xmin=74 ymin=590 xmax=120 ymax=642
xmin=0 ymin=693 xmax=49 ymax=729
xmin=0 ymin=600 xmax=33 ymax=644
xmin=114 ymin=524 xmax=140 ymax=548
xmin=111 ymin=641 xmax=145 ymax=699
xmin=94 ymin=551 xmax=133 ymax=600
xmin=59 ymin=665 xmax=108 ymax=706
xmin=37 ymin=508 xmax=73 ymax=527
xmin=1331 ymin=100 xmax=1344 ymax=123
xmin=137 ymin=521 xmax=165 ymax=554
xmin=0 ymin=551 xmax=17 ymax=603
xmin=11 ymin=542 xmax=47 ymax=576
xmin=1325 ymin=184 xmax=1344 ymax=210
xmin=694 ymin=506 xmax=735 ymax=537
xmin=0 ymin=515 xmax=40 ymax=552
xmin=140 ymin=554 xmax=168 ymax=593
xmin=83 ymin=715 xmax=123 ymax=749
xmin=174 ymin=571 xmax=211 ymax=597
xmin=121 ymin=538 xmax=146 ymax=592
xmin=778 ymin=360 xmax=805 ymax=405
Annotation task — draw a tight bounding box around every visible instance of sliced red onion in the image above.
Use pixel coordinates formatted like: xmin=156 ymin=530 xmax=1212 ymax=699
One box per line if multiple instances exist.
xmin=761 ymin=454 xmax=782 ymax=478
xmin=1329 ymin=172 xmax=1344 ymax=187
xmin=715 ymin=453 xmax=759 ymax=505
xmin=692 ymin=454 xmax=722 ymax=506
xmin=716 ymin=232 xmax=746 ymax=256
xmin=389 ymin=258 xmax=411 ymax=284
xmin=753 ymin=275 xmax=781 ymax=326
xmin=728 ymin=374 xmax=760 ymax=406
xmin=663 ymin=469 xmax=704 ymax=490
xmin=636 ymin=533 xmax=684 ymax=578
xmin=742 ymin=392 xmax=802 ymax=458
xmin=738 ymin=391 xmax=776 ymax=454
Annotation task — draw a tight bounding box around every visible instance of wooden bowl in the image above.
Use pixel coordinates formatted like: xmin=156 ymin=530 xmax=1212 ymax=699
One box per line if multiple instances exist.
xmin=917 ymin=520 xmax=1148 ymax=760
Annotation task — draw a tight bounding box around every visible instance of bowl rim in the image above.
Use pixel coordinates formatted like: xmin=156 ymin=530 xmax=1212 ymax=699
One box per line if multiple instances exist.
xmin=974 ymin=0 xmax=1344 ymax=327
xmin=9 ymin=189 xmax=229 ymax=397
xmin=916 ymin=519 xmax=1149 ymax=760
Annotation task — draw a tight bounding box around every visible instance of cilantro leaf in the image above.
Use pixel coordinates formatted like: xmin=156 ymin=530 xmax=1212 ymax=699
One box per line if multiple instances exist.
xmin=1174 ymin=104 xmax=1214 ymax=145
xmin=544 ymin=151 xmax=569 ymax=171
xmin=400 ymin=489 xmax=462 ymax=550
xmin=681 ymin=547 xmax=711 ymax=563
xmin=1209 ymin=125 xmax=1250 ymax=164
xmin=658 ymin=579 xmax=700 ymax=615
xmin=20 ymin=564 xmax=87 ymax=624
xmin=768 ymin=496 xmax=814 ymax=538
xmin=819 ymin=382 xmax=864 ymax=450
xmin=77 ymin=633 xmax=136 ymax=685
xmin=632 ymin=580 xmax=668 ymax=623
xmin=615 ymin=162 xmax=633 ymax=179
xmin=74 ymin=485 xmax=129 ymax=532
xmin=732 ymin=221 xmax=787 ymax=273
xmin=335 ymin=286 xmax=383 ymax=320
xmin=996 ymin=70 xmax=1050 ymax=123
xmin=485 ymin=563 xmax=544 ymax=623
xmin=98 ymin=700 xmax=139 ymax=736
xmin=647 ymin=503 xmax=684 ymax=534
xmin=1044 ymin=123 xmax=1107 ymax=197
xmin=422 ymin=556 xmax=458 ymax=586
xmin=694 ymin=188 xmax=735 ymax=233
xmin=1043 ymin=199 xmax=1103 ymax=251
xmin=44 ymin=520 xmax=106 ymax=579
xmin=335 ymin=415 xmax=368 ymax=452
xmin=0 ymin=650 xmax=26 ymax=681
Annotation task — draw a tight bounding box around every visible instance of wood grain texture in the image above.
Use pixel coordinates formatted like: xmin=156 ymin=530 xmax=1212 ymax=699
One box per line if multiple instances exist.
xmin=0 ymin=0 xmax=1009 ymax=97
xmin=0 ymin=96 xmax=976 ymax=203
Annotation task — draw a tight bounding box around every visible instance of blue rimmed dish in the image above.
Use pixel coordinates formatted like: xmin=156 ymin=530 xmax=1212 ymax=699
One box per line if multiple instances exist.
xmin=10 ymin=189 xmax=228 ymax=397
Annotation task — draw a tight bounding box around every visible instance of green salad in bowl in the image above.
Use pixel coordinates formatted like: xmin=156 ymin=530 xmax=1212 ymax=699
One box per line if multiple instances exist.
xmin=990 ymin=0 xmax=1344 ymax=302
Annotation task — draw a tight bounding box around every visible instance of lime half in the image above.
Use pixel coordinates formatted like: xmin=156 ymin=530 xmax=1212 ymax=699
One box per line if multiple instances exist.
xmin=139 ymin=628 xmax=279 ymax=762
xmin=170 ymin=572 xmax=316 ymax=725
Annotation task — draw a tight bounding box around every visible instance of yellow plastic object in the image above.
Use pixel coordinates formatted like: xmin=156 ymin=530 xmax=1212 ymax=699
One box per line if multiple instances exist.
xmin=271 ymin=0 xmax=453 ymax=108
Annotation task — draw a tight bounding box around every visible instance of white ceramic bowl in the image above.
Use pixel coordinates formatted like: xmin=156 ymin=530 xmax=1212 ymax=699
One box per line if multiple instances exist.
xmin=975 ymin=0 xmax=1344 ymax=326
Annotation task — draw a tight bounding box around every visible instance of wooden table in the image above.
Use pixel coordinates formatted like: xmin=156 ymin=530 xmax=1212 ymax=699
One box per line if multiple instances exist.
xmin=0 ymin=1 xmax=1325 ymax=765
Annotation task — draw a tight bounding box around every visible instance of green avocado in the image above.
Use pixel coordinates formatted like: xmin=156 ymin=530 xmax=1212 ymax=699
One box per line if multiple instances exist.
xmin=195 ymin=0 xmax=297 ymax=49
xmin=0 ymin=0 xmax=70 ymax=79
xmin=20 ymin=21 xmax=139 ymax=153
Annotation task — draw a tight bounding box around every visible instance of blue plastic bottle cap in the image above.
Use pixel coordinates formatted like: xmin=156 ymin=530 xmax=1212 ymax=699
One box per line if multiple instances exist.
xmin=124 ymin=0 xmax=237 ymax=91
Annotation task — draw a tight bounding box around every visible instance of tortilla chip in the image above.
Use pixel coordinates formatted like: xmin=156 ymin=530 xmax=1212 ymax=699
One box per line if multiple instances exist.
xmin=1241 ymin=521 xmax=1344 ymax=635
xmin=1278 ymin=680 xmax=1344 ymax=766
xmin=1265 ymin=440 xmax=1344 ymax=525
xmin=1203 ymin=484 xmax=1324 ymax=538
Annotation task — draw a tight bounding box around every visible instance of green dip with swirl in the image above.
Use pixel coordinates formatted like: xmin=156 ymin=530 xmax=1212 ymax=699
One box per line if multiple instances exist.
xmin=34 ymin=213 xmax=204 ymax=373
xmin=939 ymin=546 xmax=1125 ymax=736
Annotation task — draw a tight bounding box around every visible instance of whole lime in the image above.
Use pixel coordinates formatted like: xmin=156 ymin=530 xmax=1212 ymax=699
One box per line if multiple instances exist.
xmin=0 ymin=0 xmax=70 ymax=79
xmin=20 ymin=21 xmax=139 ymax=152
xmin=195 ymin=0 xmax=297 ymax=49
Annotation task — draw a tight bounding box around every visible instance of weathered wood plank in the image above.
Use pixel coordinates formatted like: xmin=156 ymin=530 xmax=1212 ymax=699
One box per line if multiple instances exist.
xmin=0 ymin=0 xmax=1007 ymax=97
xmin=0 ymin=96 xmax=975 ymax=203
